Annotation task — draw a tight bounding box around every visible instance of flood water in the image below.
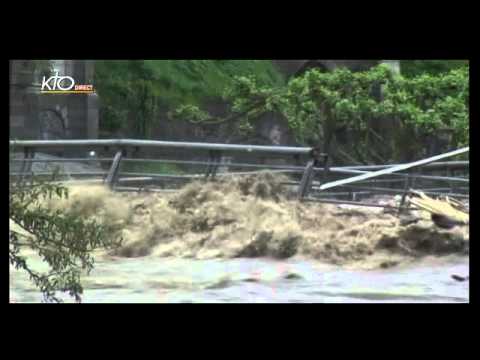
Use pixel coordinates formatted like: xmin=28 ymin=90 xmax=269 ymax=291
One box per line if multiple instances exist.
xmin=9 ymin=255 xmax=469 ymax=303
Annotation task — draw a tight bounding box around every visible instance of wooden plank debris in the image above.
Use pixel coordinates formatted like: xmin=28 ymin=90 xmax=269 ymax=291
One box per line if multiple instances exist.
xmin=408 ymin=190 xmax=469 ymax=225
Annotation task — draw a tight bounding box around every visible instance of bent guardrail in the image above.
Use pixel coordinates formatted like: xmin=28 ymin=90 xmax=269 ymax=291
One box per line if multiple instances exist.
xmin=9 ymin=139 xmax=469 ymax=206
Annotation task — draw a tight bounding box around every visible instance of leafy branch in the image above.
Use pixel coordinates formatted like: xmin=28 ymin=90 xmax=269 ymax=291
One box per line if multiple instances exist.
xmin=9 ymin=176 xmax=123 ymax=303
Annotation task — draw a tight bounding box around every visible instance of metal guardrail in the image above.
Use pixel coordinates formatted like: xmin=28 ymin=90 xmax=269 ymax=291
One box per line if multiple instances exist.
xmin=318 ymin=147 xmax=469 ymax=192
xmin=9 ymin=139 xmax=469 ymax=207
xmin=9 ymin=139 xmax=313 ymax=155
xmin=323 ymin=161 xmax=469 ymax=171
xmin=10 ymin=139 xmax=316 ymax=193
xmin=316 ymin=167 xmax=469 ymax=183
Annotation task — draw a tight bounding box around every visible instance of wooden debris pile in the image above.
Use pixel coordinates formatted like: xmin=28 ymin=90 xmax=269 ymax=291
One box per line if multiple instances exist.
xmin=407 ymin=190 xmax=469 ymax=229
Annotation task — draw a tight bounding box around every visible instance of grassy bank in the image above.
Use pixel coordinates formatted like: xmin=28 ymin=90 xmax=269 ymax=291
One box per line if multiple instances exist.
xmin=94 ymin=60 xmax=285 ymax=137
xmin=95 ymin=60 xmax=284 ymax=107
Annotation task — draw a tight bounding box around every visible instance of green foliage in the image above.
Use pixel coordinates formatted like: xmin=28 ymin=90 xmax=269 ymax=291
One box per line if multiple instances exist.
xmin=280 ymin=65 xmax=394 ymax=144
xmin=9 ymin=176 xmax=123 ymax=303
xmin=96 ymin=60 xmax=468 ymax=161
xmin=400 ymin=60 xmax=468 ymax=78
xmin=172 ymin=63 xmax=469 ymax=161
xmin=142 ymin=60 xmax=284 ymax=104
xmin=169 ymin=104 xmax=212 ymax=124
xmin=95 ymin=61 xmax=159 ymax=138
xmin=380 ymin=67 xmax=469 ymax=146
xmin=170 ymin=75 xmax=287 ymax=136
xmin=95 ymin=60 xmax=284 ymax=137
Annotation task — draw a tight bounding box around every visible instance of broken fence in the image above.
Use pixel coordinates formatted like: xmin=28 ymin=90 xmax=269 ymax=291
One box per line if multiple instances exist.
xmin=9 ymin=139 xmax=469 ymax=209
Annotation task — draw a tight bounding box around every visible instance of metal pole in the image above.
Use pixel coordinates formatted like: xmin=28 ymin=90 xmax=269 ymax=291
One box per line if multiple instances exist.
xmin=447 ymin=166 xmax=454 ymax=194
xmin=105 ymin=151 xmax=123 ymax=189
xmin=205 ymin=150 xmax=222 ymax=179
xmin=18 ymin=148 xmax=29 ymax=182
xmin=399 ymin=171 xmax=412 ymax=213
xmin=297 ymin=160 xmax=315 ymax=201
xmin=20 ymin=148 xmax=34 ymax=184
xmin=9 ymin=139 xmax=313 ymax=155
xmin=319 ymin=147 xmax=469 ymax=191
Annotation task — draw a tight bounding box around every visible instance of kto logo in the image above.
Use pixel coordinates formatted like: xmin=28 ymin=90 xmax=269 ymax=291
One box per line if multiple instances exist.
xmin=41 ymin=72 xmax=94 ymax=94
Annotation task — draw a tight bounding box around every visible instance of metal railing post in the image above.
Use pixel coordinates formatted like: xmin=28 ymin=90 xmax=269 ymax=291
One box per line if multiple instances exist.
xmin=298 ymin=149 xmax=329 ymax=201
xmin=18 ymin=148 xmax=28 ymax=181
xmin=399 ymin=171 xmax=413 ymax=213
xmin=297 ymin=159 xmax=315 ymax=201
xmin=105 ymin=150 xmax=124 ymax=189
xmin=322 ymin=154 xmax=330 ymax=184
xmin=20 ymin=147 xmax=34 ymax=184
xmin=205 ymin=150 xmax=222 ymax=179
xmin=8 ymin=140 xmax=469 ymax=203
xmin=447 ymin=165 xmax=454 ymax=194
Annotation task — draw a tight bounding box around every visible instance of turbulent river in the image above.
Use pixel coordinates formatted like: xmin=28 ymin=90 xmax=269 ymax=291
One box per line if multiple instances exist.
xmin=10 ymin=255 xmax=469 ymax=303
xmin=9 ymin=174 xmax=469 ymax=303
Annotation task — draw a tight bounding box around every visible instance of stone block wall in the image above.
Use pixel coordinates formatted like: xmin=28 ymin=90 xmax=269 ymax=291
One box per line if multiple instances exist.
xmin=9 ymin=60 xmax=99 ymax=142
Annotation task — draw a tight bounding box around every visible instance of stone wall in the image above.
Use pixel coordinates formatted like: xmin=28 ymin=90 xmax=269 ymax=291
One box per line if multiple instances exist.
xmin=9 ymin=60 xmax=99 ymax=142
xmin=10 ymin=61 xmax=41 ymax=140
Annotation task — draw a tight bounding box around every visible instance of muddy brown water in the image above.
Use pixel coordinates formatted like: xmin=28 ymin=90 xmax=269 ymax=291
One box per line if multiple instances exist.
xmin=9 ymin=175 xmax=469 ymax=303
